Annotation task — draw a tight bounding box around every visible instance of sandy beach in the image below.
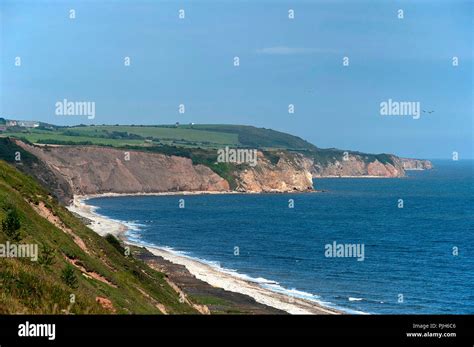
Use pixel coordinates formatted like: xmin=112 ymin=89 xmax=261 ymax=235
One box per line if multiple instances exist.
xmin=68 ymin=193 xmax=342 ymax=315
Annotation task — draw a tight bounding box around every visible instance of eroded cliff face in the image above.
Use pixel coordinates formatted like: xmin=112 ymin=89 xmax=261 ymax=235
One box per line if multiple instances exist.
xmin=14 ymin=142 xmax=315 ymax=202
xmin=234 ymin=151 xmax=314 ymax=192
xmin=11 ymin=140 xmax=432 ymax=204
xmin=15 ymin=141 xmax=230 ymax=200
xmin=311 ymin=154 xmax=406 ymax=178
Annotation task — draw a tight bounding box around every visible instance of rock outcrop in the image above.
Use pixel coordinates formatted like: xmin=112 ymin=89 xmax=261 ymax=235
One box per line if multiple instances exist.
xmin=311 ymin=154 xmax=406 ymax=178
xmin=235 ymin=151 xmax=313 ymax=192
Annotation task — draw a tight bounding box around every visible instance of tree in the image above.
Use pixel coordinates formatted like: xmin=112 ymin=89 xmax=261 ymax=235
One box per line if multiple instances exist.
xmin=2 ymin=208 xmax=21 ymax=241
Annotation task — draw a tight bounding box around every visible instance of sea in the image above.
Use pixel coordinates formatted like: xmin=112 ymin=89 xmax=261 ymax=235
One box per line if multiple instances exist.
xmin=86 ymin=160 xmax=474 ymax=314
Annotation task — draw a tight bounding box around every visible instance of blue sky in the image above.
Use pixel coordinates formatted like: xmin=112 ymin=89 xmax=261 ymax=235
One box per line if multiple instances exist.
xmin=1 ymin=0 xmax=472 ymax=159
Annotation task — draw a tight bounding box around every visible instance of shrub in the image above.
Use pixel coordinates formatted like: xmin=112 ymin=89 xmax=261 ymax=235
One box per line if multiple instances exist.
xmin=38 ymin=245 xmax=56 ymax=267
xmin=61 ymin=265 xmax=78 ymax=289
xmin=2 ymin=207 xmax=21 ymax=241
xmin=105 ymin=233 xmax=125 ymax=255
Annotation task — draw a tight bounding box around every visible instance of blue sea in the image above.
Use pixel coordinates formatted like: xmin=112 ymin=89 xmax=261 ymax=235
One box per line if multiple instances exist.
xmin=87 ymin=160 xmax=474 ymax=314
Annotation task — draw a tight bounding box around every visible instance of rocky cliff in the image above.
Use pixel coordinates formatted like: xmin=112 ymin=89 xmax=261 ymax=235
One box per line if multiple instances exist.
xmin=7 ymin=139 xmax=432 ymax=205
xmin=309 ymin=151 xmax=433 ymax=178
xmin=234 ymin=151 xmax=313 ymax=192
xmin=12 ymin=141 xmax=315 ymax=204
xmin=14 ymin=141 xmax=230 ymax=200
xmin=311 ymin=154 xmax=406 ymax=177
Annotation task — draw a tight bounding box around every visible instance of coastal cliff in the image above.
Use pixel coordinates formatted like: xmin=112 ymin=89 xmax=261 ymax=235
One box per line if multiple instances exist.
xmin=14 ymin=141 xmax=230 ymax=201
xmin=310 ymin=154 xmax=406 ymax=178
xmin=11 ymin=140 xmax=315 ymax=203
xmin=235 ymin=151 xmax=313 ymax=192
xmin=4 ymin=139 xmax=434 ymax=205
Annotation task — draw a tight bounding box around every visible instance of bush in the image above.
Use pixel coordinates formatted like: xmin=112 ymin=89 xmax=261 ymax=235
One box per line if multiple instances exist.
xmin=38 ymin=245 xmax=56 ymax=267
xmin=105 ymin=234 xmax=125 ymax=255
xmin=61 ymin=265 xmax=78 ymax=289
xmin=2 ymin=207 xmax=21 ymax=241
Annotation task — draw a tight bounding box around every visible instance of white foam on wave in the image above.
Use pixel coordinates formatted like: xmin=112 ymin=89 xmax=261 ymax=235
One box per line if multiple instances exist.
xmin=124 ymin=221 xmax=147 ymax=230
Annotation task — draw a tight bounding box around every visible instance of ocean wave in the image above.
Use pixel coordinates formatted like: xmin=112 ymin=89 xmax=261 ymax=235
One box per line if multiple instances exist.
xmin=123 ymin=221 xmax=147 ymax=231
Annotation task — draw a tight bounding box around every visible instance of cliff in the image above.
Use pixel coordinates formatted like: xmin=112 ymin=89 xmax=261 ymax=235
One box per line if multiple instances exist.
xmin=310 ymin=153 xmax=406 ymax=177
xmin=14 ymin=141 xmax=230 ymax=200
xmin=3 ymin=138 xmax=432 ymax=205
xmin=11 ymin=141 xmax=314 ymax=203
xmin=234 ymin=151 xmax=313 ymax=192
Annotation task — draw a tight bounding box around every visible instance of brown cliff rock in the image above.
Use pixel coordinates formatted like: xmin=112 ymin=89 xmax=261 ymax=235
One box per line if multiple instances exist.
xmin=15 ymin=141 xmax=230 ymax=198
xmin=234 ymin=151 xmax=314 ymax=192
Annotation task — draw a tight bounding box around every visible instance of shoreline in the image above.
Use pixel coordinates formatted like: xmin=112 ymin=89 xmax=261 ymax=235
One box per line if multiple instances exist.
xmin=68 ymin=193 xmax=344 ymax=315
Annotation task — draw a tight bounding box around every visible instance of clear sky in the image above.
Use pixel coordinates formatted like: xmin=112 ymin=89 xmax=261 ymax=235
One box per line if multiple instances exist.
xmin=1 ymin=0 xmax=472 ymax=159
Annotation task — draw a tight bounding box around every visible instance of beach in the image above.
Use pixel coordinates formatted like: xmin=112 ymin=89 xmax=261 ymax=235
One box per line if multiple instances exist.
xmin=68 ymin=194 xmax=341 ymax=315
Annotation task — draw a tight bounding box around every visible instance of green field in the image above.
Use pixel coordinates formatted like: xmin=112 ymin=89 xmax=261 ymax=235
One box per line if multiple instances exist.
xmin=70 ymin=125 xmax=239 ymax=145
xmin=2 ymin=124 xmax=315 ymax=150
xmin=3 ymin=125 xmax=242 ymax=149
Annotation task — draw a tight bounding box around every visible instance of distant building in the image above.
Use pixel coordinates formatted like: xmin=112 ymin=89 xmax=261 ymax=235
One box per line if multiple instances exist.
xmin=0 ymin=126 xmax=7 ymax=132
xmin=6 ymin=120 xmax=17 ymax=127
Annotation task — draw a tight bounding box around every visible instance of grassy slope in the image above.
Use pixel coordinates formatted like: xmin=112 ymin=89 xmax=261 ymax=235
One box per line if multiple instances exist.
xmin=0 ymin=159 xmax=197 ymax=314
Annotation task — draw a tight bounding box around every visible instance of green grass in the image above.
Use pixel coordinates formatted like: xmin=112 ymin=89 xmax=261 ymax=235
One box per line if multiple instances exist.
xmin=4 ymin=131 xmax=146 ymax=147
xmin=69 ymin=125 xmax=240 ymax=146
xmin=0 ymin=159 xmax=198 ymax=314
xmin=3 ymin=124 xmax=313 ymax=150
